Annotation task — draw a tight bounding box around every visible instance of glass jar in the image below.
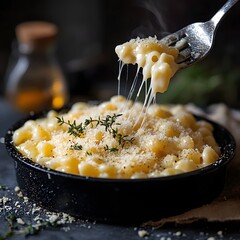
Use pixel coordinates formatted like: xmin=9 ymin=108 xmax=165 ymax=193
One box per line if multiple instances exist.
xmin=5 ymin=21 xmax=68 ymax=112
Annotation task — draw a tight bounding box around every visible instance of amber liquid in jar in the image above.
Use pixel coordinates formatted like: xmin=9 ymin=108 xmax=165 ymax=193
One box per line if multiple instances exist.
xmin=5 ymin=21 xmax=68 ymax=112
xmin=6 ymin=63 xmax=68 ymax=112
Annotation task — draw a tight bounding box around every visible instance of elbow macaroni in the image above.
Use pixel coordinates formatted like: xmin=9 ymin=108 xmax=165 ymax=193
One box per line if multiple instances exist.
xmin=115 ymin=36 xmax=180 ymax=95
xmin=13 ymin=96 xmax=220 ymax=179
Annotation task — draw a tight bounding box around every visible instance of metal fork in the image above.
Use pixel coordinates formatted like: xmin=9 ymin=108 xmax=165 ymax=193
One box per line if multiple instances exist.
xmin=160 ymin=0 xmax=239 ymax=68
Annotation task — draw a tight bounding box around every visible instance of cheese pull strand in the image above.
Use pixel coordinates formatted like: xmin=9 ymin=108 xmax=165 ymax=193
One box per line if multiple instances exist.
xmin=115 ymin=36 xmax=180 ymax=101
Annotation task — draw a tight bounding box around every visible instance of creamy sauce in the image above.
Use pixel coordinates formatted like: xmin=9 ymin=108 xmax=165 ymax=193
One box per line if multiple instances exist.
xmin=115 ymin=36 xmax=179 ymax=100
xmin=13 ymin=96 xmax=220 ymax=179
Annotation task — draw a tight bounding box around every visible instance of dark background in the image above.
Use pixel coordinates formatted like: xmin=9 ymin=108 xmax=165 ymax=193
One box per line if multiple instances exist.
xmin=0 ymin=0 xmax=239 ymax=106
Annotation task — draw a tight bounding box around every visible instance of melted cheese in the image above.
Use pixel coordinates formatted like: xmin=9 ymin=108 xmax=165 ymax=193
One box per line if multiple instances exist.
xmin=13 ymin=96 xmax=220 ymax=179
xmin=115 ymin=36 xmax=179 ymax=96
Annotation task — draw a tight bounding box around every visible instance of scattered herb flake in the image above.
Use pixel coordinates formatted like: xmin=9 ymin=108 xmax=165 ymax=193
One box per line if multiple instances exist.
xmin=70 ymin=143 xmax=83 ymax=151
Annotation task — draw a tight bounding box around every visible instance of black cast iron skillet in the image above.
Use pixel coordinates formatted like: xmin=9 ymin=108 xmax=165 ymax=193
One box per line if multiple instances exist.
xmin=5 ymin=110 xmax=236 ymax=224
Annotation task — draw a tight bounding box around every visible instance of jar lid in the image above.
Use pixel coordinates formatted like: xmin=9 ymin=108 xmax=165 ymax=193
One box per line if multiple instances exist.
xmin=16 ymin=21 xmax=58 ymax=46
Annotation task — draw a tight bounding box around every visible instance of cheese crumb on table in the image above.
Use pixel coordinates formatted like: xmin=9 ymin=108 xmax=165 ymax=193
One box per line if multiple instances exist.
xmin=138 ymin=229 xmax=149 ymax=238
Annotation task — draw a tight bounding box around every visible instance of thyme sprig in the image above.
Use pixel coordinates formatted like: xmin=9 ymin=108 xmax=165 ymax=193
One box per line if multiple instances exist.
xmin=57 ymin=117 xmax=84 ymax=137
xmin=57 ymin=113 xmax=135 ymax=152
xmin=99 ymin=114 xmax=122 ymax=132
xmin=0 ymin=213 xmax=61 ymax=240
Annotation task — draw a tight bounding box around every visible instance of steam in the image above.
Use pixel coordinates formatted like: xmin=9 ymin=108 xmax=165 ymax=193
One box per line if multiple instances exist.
xmin=131 ymin=0 xmax=169 ymax=39
xmin=141 ymin=0 xmax=168 ymax=33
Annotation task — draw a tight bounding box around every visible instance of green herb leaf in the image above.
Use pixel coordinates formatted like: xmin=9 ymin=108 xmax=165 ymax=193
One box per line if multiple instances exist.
xmin=70 ymin=143 xmax=83 ymax=151
xmin=104 ymin=145 xmax=118 ymax=152
xmin=56 ymin=117 xmax=84 ymax=137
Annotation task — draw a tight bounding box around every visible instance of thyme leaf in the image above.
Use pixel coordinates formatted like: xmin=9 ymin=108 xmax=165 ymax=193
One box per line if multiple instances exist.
xmin=85 ymin=151 xmax=92 ymax=156
xmin=84 ymin=117 xmax=100 ymax=128
xmin=70 ymin=143 xmax=83 ymax=151
xmin=104 ymin=145 xmax=118 ymax=152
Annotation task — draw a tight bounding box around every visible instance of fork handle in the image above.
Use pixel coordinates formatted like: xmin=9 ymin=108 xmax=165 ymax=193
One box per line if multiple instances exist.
xmin=211 ymin=0 xmax=239 ymax=27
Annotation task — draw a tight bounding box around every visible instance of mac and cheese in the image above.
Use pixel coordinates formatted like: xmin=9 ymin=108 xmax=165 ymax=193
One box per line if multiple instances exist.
xmin=115 ymin=36 xmax=180 ymax=96
xmin=13 ymin=96 xmax=220 ymax=179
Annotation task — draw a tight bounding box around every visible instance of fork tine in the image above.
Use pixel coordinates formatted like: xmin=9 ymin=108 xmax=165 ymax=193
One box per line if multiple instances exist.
xmin=175 ymin=38 xmax=188 ymax=51
xmin=160 ymin=33 xmax=179 ymax=46
xmin=161 ymin=28 xmax=186 ymax=44
xmin=176 ymin=48 xmax=191 ymax=64
xmin=160 ymin=29 xmax=191 ymax=65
